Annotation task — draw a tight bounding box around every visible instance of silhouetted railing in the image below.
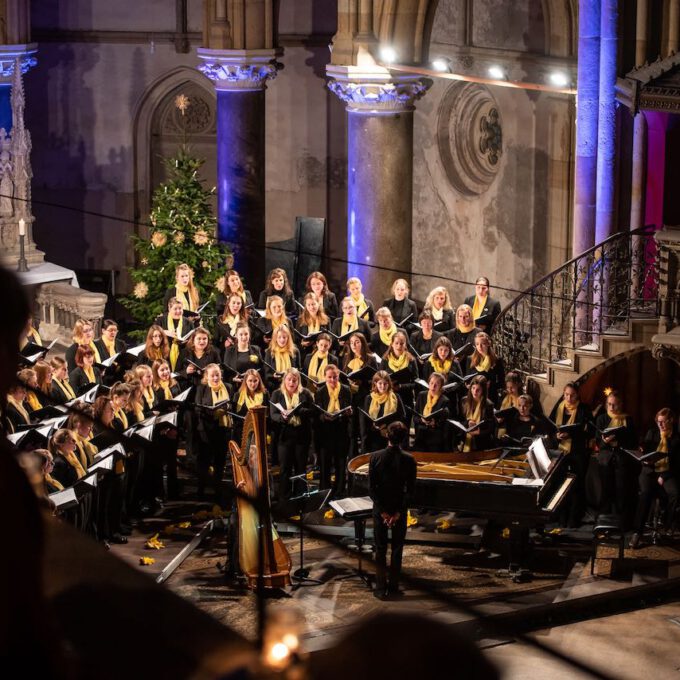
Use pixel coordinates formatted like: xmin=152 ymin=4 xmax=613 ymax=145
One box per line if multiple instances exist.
xmin=492 ymin=226 xmax=659 ymax=376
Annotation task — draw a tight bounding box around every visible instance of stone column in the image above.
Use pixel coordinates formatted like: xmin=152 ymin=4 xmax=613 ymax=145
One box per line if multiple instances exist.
xmin=595 ymin=0 xmax=618 ymax=245
xmin=667 ymin=0 xmax=680 ymax=56
xmin=0 ymin=46 xmax=41 ymax=267
xmin=197 ymin=49 xmax=279 ymax=293
xmin=573 ymin=0 xmax=600 ymax=256
xmin=326 ymin=66 xmax=431 ymax=300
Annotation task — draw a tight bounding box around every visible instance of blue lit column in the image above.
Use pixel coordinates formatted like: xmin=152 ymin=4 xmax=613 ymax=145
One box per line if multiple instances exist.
xmin=197 ymin=49 xmax=279 ymax=293
xmin=573 ymin=0 xmax=600 ymax=256
xmin=327 ymin=67 xmax=431 ymax=300
xmin=595 ymin=0 xmax=618 ymax=244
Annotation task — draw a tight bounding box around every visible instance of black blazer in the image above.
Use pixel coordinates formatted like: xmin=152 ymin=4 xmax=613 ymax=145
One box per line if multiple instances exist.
xmin=94 ymin=337 xmax=127 ymax=360
xmin=5 ymin=401 xmax=31 ymax=432
xmin=382 ymin=297 xmax=418 ymax=326
xmin=223 ymin=345 xmax=263 ymax=376
xmin=504 ymin=413 xmax=549 ymax=442
xmin=153 ymin=381 xmax=182 ymax=404
xmin=464 ymin=295 xmax=502 ymax=331
xmin=315 ymin=383 xmax=352 ymax=414
xmin=194 ymin=383 xmax=232 ymax=443
xmin=50 ymin=379 xmax=77 ymax=405
xmin=177 ymin=347 xmax=221 ymax=387
xmin=408 ymin=329 xmax=441 ymax=358
xmin=414 ymin=390 xmax=451 ymax=427
xmin=548 ymin=401 xmax=593 ymax=454
xmin=331 ymin=317 xmax=371 ymax=345
xmin=422 ymin=358 xmax=462 ymax=383
xmin=269 ymin=387 xmax=314 ymax=435
xmin=459 ymin=397 xmax=496 ymax=450
xmin=65 ymin=343 xmax=85 ymax=374
xmin=69 ymin=367 xmax=102 ymax=396
xmin=263 ymin=349 xmax=301 ymax=392
xmin=427 ymin=308 xmax=454 ymax=333
xmin=303 ymin=352 xmax=339 ymax=379
xmin=464 ymin=357 xmax=506 ymax=403
xmin=642 ymin=427 xmax=680 ymax=478
xmin=369 ymin=444 xmax=417 ymax=514
xmin=300 ymin=291 xmax=339 ymax=321
xmin=445 ymin=327 xmax=480 ymax=357
xmin=360 ymin=392 xmax=406 ymax=454
xmin=51 ymin=455 xmax=80 ymax=488
xmin=370 ymin=331 xmax=391 ymax=359
xmin=595 ymin=412 xmax=637 ymax=463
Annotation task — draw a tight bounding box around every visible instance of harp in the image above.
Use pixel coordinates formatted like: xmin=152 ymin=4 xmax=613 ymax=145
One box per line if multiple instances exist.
xmin=228 ymin=406 xmax=292 ymax=589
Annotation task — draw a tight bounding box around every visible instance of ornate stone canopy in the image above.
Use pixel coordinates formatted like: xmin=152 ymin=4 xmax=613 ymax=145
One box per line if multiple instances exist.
xmin=616 ymin=51 xmax=680 ymax=114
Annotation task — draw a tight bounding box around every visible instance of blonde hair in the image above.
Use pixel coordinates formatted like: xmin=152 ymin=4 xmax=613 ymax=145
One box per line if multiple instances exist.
xmin=375 ymin=307 xmax=393 ymax=321
xmin=391 ymin=278 xmax=410 ymax=295
xmin=151 ymin=360 xmax=177 ymax=389
xmin=299 ymin=292 xmax=329 ymax=327
xmin=72 ymin=318 xmax=93 ymax=344
xmin=269 ymin=324 xmax=295 ymax=354
xmin=201 ymin=363 xmax=224 ymax=385
xmin=424 ymin=286 xmax=452 ymax=311
xmin=175 ymin=263 xmax=200 ymax=309
xmin=470 ymin=332 xmax=498 ymax=368
xmin=265 ymin=295 xmax=288 ymax=321
xmin=346 ymin=277 xmax=363 ymax=292
xmin=34 ymin=361 xmax=52 ymax=391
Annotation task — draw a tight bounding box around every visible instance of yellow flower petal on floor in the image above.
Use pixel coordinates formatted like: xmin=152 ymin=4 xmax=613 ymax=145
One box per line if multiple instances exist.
xmin=177 ymin=521 xmax=191 ymax=529
xmin=145 ymin=533 xmax=165 ymax=550
xmin=407 ymin=511 xmax=418 ymax=527
xmin=547 ymin=527 xmax=562 ymax=535
xmin=502 ymin=528 xmax=510 ymax=539
xmin=139 ymin=556 xmax=155 ymax=566
xmin=306 ymin=471 xmax=314 ymax=480
xmin=324 ymin=509 xmax=335 ymax=520
xmin=436 ymin=519 xmax=452 ymax=531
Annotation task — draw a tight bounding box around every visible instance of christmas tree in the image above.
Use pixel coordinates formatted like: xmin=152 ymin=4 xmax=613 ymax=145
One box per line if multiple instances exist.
xmin=123 ymin=95 xmax=231 ymax=333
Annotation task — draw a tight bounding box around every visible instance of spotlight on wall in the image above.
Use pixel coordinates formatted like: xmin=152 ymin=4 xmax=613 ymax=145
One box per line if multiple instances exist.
xmin=431 ymin=57 xmax=452 ymax=73
xmin=549 ymin=71 xmax=570 ymax=88
xmin=379 ymin=45 xmax=398 ymax=64
xmin=487 ymin=65 xmax=507 ymax=80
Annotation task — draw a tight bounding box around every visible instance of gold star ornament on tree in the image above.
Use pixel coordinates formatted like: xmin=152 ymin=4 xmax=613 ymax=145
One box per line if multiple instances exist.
xmin=175 ymin=94 xmax=190 ymax=115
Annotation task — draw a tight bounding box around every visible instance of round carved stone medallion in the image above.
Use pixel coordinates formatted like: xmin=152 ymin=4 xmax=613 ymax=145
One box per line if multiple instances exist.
xmin=437 ymin=82 xmax=503 ymax=196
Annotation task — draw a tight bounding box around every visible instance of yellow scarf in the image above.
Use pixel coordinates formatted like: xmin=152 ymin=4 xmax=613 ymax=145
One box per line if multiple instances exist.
xmin=159 ymin=380 xmax=173 ymax=401
xmin=46 ymin=474 xmax=63 ymax=491
xmin=656 ymin=431 xmax=670 ymax=473
xmin=54 ymin=377 xmax=76 ymax=400
xmin=74 ymin=432 xmax=98 ymax=466
xmin=387 ymin=352 xmax=409 ymax=372
xmin=102 ymin=337 xmax=117 ymax=357
xmin=307 ymin=318 xmax=320 ymax=334
xmin=237 ymin=389 xmax=264 ymax=410
xmin=29 ymin=327 xmax=42 ymax=346
xmin=555 ymin=400 xmax=579 ymax=453
xmin=211 ymin=382 xmax=230 ymax=427
xmin=463 ymin=398 xmax=484 ymax=452
xmin=472 ymin=295 xmax=487 ymax=321
xmin=283 ymin=389 xmax=301 ymax=426
xmin=429 ymin=355 xmax=452 ymax=374
xmin=379 ymin=323 xmax=397 ymax=347
xmin=132 ymin=403 xmax=144 ymax=422
xmin=347 ymin=356 xmax=364 ymax=372
xmin=430 ymin=306 xmax=443 ymax=321
xmin=327 ymin=383 xmax=341 ymax=413
xmin=176 ymin=284 xmax=196 ymax=312
xmin=223 ymin=314 xmax=240 ymax=336
xmin=26 ymin=391 xmax=42 ymax=412
xmin=456 ymin=319 xmax=475 ymax=333
xmin=606 ymin=409 xmax=628 ymax=428
xmin=342 ymin=314 xmax=358 ymax=335
xmin=114 ymin=408 xmax=128 ymax=429
xmin=8 ymin=395 xmax=30 ymax=424
xmin=63 ymin=449 xmax=86 ymax=480
xmin=501 ymin=393 xmax=520 ymax=409
xmin=351 ymin=293 xmax=368 ymax=318
xmin=84 ymin=366 xmax=96 ymax=384
xmin=88 ymin=341 xmax=102 ymax=364
xmin=73 ymin=438 xmax=89 ymax=469
xmin=308 ymin=351 xmax=328 ymax=382
xmin=423 ymin=392 xmax=440 ymax=418
xmin=143 ymin=387 xmax=155 ymax=410
xmin=166 ymin=315 xmax=184 ymax=370
xmin=271 ymin=346 xmax=293 ymax=374
xmin=369 ymin=391 xmax=398 ymax=419
xmin=475 ymin=354 xmax=492 ymax=372
xmin=272 ymin=316 xmax=287 ymax=331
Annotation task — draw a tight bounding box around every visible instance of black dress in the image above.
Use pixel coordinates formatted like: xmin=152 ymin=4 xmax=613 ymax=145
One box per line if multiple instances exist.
xmin=413 ymin=391 xmax=452 ymax=452
xmin=382 ymin=298 xmax=418 ymax=326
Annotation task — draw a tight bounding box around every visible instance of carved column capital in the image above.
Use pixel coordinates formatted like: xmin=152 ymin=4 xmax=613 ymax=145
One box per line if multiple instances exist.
xmin=197 ymin=48 xmax=281 ymax=91
xmin=0 ymin=44 xmax=37 ymax=85
xmin=326 ymin=65 xmax=432 ymax=114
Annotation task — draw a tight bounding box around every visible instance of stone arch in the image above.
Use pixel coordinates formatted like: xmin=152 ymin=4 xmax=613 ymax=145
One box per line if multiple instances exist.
xmin=132 ymin=67 xmax=216 ymax=243
xmin=540 ymin=0 xmax=577 ymax=57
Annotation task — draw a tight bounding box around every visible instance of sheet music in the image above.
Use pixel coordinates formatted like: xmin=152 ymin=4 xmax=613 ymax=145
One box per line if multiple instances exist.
xmin=50 ymin=487 xmax=78 ymax=508
xmin=329 ymin=496 xmax=373 ymax=517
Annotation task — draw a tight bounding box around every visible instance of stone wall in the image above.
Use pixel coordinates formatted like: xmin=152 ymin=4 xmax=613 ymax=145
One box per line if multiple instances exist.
xmin=411 ymin=0 xmax=573 ymax=307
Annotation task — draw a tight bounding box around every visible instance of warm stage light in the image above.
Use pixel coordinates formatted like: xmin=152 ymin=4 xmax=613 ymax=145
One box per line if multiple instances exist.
xmin=380 ymin=45 xmax=398 ymax=64
xmin=549 ymin=71 xmax=569 ymax=87
xmin=488 ymin=65 xmax=506 ymax=80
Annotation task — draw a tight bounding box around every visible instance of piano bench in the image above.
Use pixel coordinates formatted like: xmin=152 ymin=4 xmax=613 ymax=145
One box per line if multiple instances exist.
xmin=591 ymin=514 xmax=625 ymax=576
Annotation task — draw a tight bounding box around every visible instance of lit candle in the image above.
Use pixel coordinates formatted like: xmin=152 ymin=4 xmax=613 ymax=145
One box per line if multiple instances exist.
xmin=18 ymin=218 xmax=25 ymax=236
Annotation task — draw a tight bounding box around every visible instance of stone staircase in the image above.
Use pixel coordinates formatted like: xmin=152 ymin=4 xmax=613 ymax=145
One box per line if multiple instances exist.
xmin=530 ymin=316 xmax=660 ymax=412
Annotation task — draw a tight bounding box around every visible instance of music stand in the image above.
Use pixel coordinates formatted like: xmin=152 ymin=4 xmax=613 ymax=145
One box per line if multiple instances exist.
xmin=329 ymin=497 xmax=374 ymax=590
xmin=288 ymin=481 xmax=333 ymax=589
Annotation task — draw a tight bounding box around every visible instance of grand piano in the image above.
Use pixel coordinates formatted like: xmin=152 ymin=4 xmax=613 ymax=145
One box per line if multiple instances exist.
xmin=347 ymin=441 xmax=575 ymax=580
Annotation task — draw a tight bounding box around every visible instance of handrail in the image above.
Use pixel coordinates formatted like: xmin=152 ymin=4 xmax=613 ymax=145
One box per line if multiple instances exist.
xmin=491 ymin=226 xmax=660 ymax=377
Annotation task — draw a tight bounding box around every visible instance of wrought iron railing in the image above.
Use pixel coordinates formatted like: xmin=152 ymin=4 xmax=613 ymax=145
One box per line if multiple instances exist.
xmin=491 ymin=226 xmax=660 ymax=376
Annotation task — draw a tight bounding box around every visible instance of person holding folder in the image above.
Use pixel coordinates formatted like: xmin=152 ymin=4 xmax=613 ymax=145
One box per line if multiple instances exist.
xmin=464 ymin=276 xmax=501 ymax=332
xmin=630 ymin=408 xmax=680 ymax=548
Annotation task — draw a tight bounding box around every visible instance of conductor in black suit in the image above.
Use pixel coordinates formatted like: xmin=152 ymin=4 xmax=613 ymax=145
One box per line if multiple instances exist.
xmin=368 ymin=421 xmax=416 ymax=599
xmin=464 ymin=276 xmax=501 ymax=332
